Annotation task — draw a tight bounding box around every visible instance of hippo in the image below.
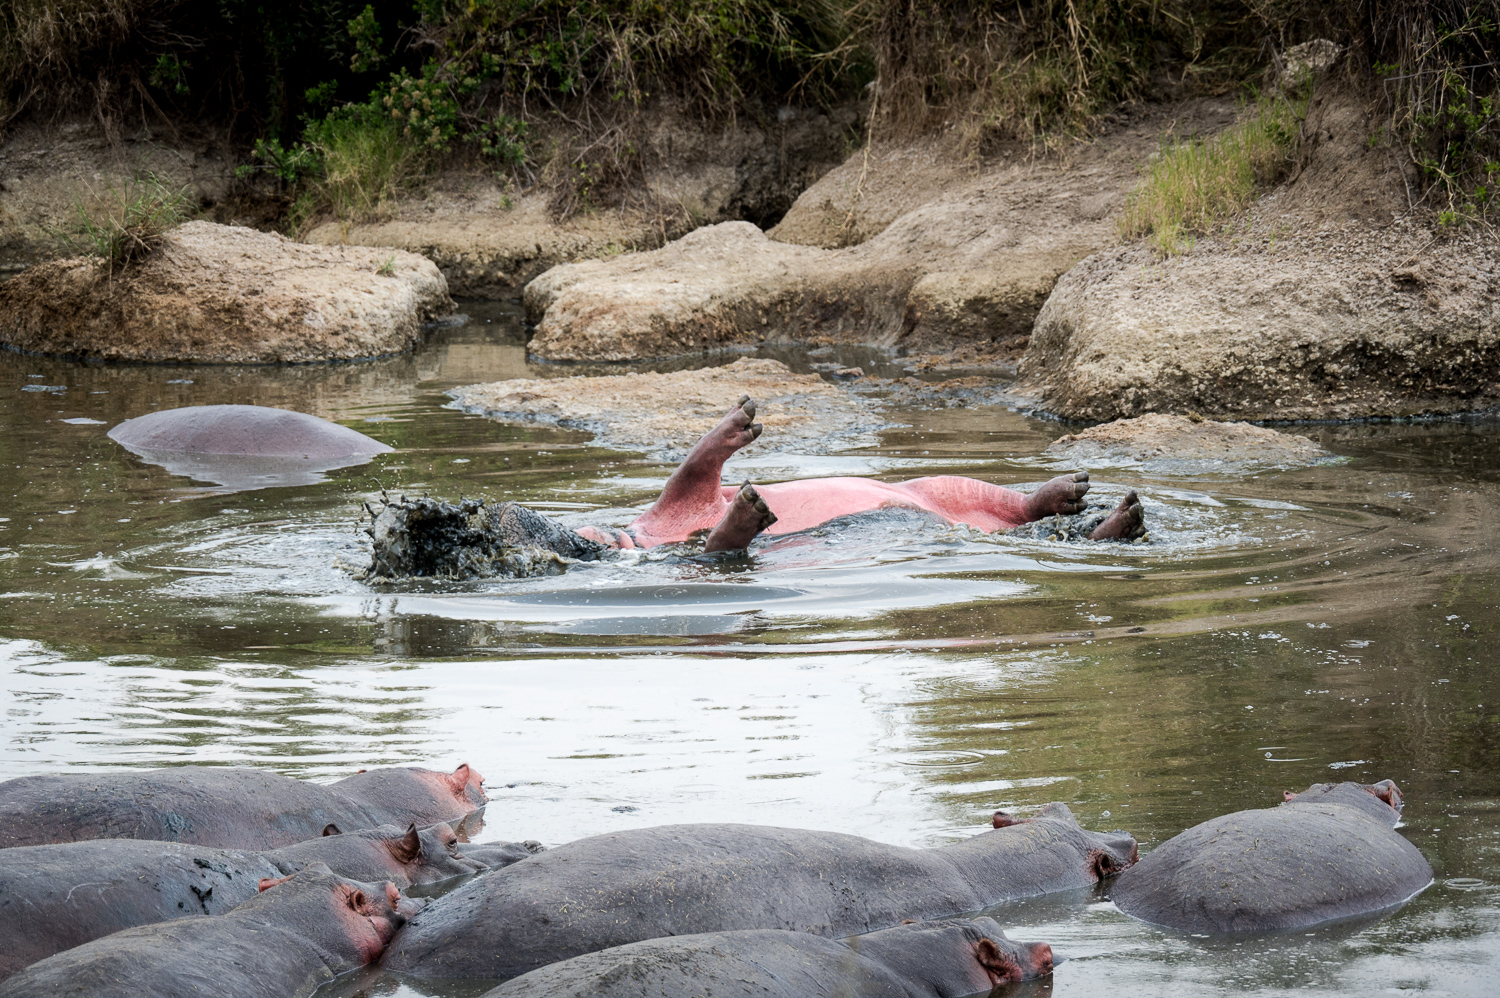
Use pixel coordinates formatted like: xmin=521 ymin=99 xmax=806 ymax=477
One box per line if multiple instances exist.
xmin=0 ymin=865 xmax=413 ymax=998
xmin=0 ymin=763 xmax=486 ymax=850
xmin=382 ymin=802 xmax=1136 ymax=980
xmin=363 ymin=396 xmax=1147 ymax=577
xmin=459 ymin=838 xmax=547 ymax=868
xmin=108 ymin=404 xmax=392 ymax=490
xmin=484 ymin=917 xmax=1054 ymax=998
xmin=0 ymin=821 xmax=508 ymax=979
xmin=1111 ymin=780 xmax=1434 ymax=933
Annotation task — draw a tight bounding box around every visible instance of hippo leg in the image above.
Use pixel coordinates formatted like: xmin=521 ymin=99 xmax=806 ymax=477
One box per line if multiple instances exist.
xmin=704 ymin=483 xmax=778 ymax=552
xmin=1021 ymin=472 xmax=1091 ymax=521
xmin=1087 ymin=491 xmax=1146 ymax=541
xmin=627 ymin=397 xmax=763 ymax=544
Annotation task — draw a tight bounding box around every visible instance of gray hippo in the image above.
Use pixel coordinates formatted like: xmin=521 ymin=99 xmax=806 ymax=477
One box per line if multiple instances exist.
xmin=0 ymin=763 xmax=486 ymax=849
xmin=1111 ymin=780 xmax=1433 ymax=933
xmin=0 ymin=821 xmax=537 ymax=979
xmin=0 ymin=865 xmax=414 ymax=998
xmin=484 ymin=917 xmax=1054 ymax=998
xmin=108 ymin=404 xmax=391 ymax=489
xmin=383 ymin=803 xmax=1136 ymax=980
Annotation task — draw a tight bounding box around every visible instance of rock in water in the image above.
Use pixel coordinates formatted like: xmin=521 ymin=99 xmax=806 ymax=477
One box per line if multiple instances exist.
xmin=1044 ymin=413 xmax=1328 ymax=473
xmin=109 ymin=404 xmax=392 ymax=490
xmin=0 ymin=221 xmax=451 ymax=363
xmin=1111 ymin=780 xmax=1433 ymax=933
xmin=362 ymin=496 xmax=607 ymax=581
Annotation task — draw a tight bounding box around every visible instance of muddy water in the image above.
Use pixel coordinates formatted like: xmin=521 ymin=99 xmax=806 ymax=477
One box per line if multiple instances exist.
xmin=1 ymin=304 xmax=1497 ymax=996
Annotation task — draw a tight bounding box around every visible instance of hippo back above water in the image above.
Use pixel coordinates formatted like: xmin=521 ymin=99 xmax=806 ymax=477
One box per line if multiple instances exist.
xmin=1111 ymin=780 xmax=1433 ymax=934
xmin=0 ymin=763 xmax=485 ymax=850
xmin=108 ymin=404 xmax=391 ymax=459
xmin=383 ymin=802 xmax=1136 ymax=980
xmin=484 ymin=917 xmax=1054 ymax=998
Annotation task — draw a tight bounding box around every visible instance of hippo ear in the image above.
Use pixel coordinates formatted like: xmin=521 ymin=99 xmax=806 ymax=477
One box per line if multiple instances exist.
xmin=449 ymin=763 xmax=479 ymax=794
xmin=258 ymin=873 xmax=295 ymax=893
xmin=322 ymin=823 xmax=342 ymax=836
xmin=1283 ymin=790 xmax=1298 ymax=802
xmin=973 ymin=938 xmax=1022 ymax=986
xmin=1365 ymin=780 xmax=1403 ymax=811
xmin=388 ymin=823 xmax=422 ymax=864
xmin=992 ymin=810 xmax=1024 ymax=829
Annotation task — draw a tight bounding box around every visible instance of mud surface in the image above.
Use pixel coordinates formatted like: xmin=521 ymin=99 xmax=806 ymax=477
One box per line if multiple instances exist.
xmin=1044 ymin=414 xmax=1329 ymax=473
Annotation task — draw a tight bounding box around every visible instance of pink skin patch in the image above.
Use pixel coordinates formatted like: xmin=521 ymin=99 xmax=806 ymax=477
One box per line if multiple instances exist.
xmin=416 ymin=763 xmax=487 ymax=807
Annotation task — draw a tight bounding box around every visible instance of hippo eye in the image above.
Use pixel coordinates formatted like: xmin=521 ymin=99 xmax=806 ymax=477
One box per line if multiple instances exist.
xmin=349 ymin=890 xmax=367 ymax=911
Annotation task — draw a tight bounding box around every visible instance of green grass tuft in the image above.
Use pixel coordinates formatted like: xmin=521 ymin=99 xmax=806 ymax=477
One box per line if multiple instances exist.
xmin=1118 ymin=92 xmax=1305 ymax=254
xmin=70 ymin=172 xmax=198 ymax=273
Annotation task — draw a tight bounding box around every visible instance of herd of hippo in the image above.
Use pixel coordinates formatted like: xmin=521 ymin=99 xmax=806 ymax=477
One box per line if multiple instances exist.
xmin=53 ymin=400 xmax=1436 ymax=995
xmin=0 ymin=761 xmax=1433 ymax=997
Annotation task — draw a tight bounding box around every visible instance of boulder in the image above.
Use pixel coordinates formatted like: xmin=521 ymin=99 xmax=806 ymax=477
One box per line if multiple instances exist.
xmin=447 ymin=357 xmax=880 ymax=461
xmin=1018 ymin=225 xmax=1500 ymax=421
xmin=0 ymin=221 xmax=451 ymax=363
xmin=1044 ymin=413 xmax=1328 ymax=472
xmin=524 ymin=100 xmax=1241 ymax=364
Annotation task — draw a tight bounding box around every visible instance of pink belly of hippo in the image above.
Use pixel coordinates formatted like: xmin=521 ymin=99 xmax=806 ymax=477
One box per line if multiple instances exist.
xmin=737 ymin=476 xmax=1029 ymax=534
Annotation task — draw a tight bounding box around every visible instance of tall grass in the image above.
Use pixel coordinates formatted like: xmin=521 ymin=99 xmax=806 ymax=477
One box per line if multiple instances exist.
xmin=1117 ymin=93 xmax=1305 ymax=254
xmin=300 ymin=112 xmax=424 ymax=224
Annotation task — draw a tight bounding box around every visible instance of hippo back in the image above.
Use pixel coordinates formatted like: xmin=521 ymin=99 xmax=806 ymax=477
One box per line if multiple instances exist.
xmin=384 ymin=813 xmax=1126 ymax=981
xmin=1112 ymin=790 xmax=1433 ymax=933
xmin=108 ymin=405 xmax=391 ymax=459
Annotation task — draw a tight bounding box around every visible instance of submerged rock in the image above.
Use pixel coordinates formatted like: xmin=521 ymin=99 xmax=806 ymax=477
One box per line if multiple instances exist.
xmin=447 ymin=357 xmax=881 ymax=461
xmin=362 ymin=496 xmax=607 ymax=581
xmin=1044 ymin=413 xmax=1328 ymax=472
xmin=0 ymin=221 xmax=452 ymax=363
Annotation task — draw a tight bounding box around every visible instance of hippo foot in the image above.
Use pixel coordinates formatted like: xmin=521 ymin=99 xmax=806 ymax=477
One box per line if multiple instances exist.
xmin=1087 ymin=491 xmax=1145 ymax=541
xmin=707 ymin=395 xmax=763 ymax=456
xmin=704 ymin=483 xmax=778 ymax=552
xmin=1023 ymin=471 xmax=1090 ymax=519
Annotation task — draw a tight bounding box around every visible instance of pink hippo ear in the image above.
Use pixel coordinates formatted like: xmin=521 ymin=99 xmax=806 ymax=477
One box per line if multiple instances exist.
xmin=974 ymin=938 xmax=1023 ymax=986
xmin=992 ymin=810 xmax=1024 ymax=828
xmin=1283 ymin=790 xmax=1298 ymax=802
xmin=448 ymin=763 xmax=483 ymax=798
xmin=387 ymin=823 xmax=422 ymax=864
xmin=258 ymin=873 xmax=296 ymax=892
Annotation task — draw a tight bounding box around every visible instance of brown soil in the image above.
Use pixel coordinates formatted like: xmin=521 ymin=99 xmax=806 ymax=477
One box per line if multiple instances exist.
xmin=1045 ymin=414 xmax=1328 ymax=471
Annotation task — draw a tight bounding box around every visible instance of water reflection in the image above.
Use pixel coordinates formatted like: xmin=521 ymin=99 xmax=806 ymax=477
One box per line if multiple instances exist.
xmin=1 ymin=305 xmax=1499 ymax=996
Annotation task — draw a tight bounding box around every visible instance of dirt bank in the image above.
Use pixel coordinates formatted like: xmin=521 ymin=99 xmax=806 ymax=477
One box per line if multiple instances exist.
xmin=1019 ymin=86 xmax=1500 ymax=421
xmin=0 ymin=221 xmax=451 ymax=364
xmin=522 ymin=99 xmax=1237 ymax=365
xmin=305 ymin=104 xmax=860 ymax=298
xmin=447 ymin=357 xmax=882 ymax=461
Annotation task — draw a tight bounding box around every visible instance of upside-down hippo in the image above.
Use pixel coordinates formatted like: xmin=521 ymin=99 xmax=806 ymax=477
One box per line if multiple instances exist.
xmin=364 ymin=396 xmax=1148 ymax=577
xmin=0 ymin=763 xmax=486 ymax=850
xmin=1111 ymin=780 xmax=1434 ymax=933
xmin=0 ymin=821 xmax=542 ymax=979
xmin=0 ymin=865 xmax=415 ymax=998
xmin=382 ymin=802 xmax=1136 ymax=980
xmin=483 ymin=918 xmax=1055 ymax=998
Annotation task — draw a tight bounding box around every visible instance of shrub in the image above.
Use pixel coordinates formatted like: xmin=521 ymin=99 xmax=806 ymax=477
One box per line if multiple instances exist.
xmin=69 ymin=172 xmax=197 ymax=273
xmin=1118 ymin=91 xmax=1306 ymax=253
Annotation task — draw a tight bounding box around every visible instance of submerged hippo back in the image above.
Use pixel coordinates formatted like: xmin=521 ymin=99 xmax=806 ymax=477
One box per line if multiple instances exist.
xmin=1112 ymin=782 xmax=1432 ymax=933
xmin=108 ymin=405 xmax=391 ymax=459
xmin=385 ymin=811 xmax=1131 ymax=981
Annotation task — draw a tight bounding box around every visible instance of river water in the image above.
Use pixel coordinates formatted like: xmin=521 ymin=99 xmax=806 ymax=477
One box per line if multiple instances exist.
xmin=1 ymin=305 xmax=1497 ymax=996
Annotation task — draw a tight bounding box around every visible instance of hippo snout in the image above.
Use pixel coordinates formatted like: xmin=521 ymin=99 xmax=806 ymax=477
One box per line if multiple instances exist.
xmin=1025 ymin=941 xmax=1055 ymax=979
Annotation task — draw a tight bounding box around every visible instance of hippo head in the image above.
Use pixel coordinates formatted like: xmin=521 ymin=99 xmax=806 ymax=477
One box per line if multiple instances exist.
xmin=1282 ymin=779 xmax=1404 ymax=826
xmin=858 ymin=917 xmax=1053 ymax=990
xmin=383 ymin=822 xmax=486 ymax=883
xmin=335 ymin=763 xmax=487 ymax=831
xmin=996 ymin=802 xmax=1139 ymax=880
xmin=406 ymin=763 xmax=487 ymax=811
xmin=251 ymin=865 xmax=418 ymax=967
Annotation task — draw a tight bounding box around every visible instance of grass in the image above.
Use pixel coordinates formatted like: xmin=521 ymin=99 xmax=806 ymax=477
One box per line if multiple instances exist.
xmin=300 ymin=112 xmax=425 ymax=225
xmin=1117 ymin=92 xmax=1305 ymax=254
xmin=70 ymin=172 xmax=197 ymax=273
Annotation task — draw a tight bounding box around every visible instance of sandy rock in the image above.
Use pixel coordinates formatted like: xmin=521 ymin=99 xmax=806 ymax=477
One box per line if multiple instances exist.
xmin=1019 ymin=226 xmax=1500 ymax=422
xmin=525 ymin=100 xmax=1241 ymax=364
xmin=1045 ymin=413 xmax=1328 ymax=472
xmin=0 ymin=221 xmax=452 ymax=363
xmin=447 ymin=357 xmax=881 ymax=461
